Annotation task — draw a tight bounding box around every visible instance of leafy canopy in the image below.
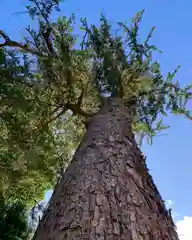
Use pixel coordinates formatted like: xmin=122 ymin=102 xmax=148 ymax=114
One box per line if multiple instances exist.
xmin=0 ymin=0 xmax=191 ymax=204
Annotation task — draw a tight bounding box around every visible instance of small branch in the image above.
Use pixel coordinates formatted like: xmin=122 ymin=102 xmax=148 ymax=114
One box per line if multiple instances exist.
xmin=32 ymin=106 xmax=67 ymax=145
xmin=0 ymin=29 xmax=44 ymax=57
xmin=183 ymin=112 xmax=192 ymax=120
xmin=165 ymin=83 xmax=192 ymax=95
xmin=26 ymin=26 xmax=41 ymax=51
xmin=81 ymin=31 xmax=88 ymax=51
xmin=34 ymin=0 xmax=49 ymax=24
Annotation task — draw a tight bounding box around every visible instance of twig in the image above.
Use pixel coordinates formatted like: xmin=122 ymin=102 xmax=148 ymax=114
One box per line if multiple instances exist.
xmin=166 ymin=83 xmax=192 ymax=95
xmin=34 ymin=0 xmax=49 ymax=24
xmin=26 ymin=26 xmax=41 ymax=51
xmin=183 ymin=112 xmax=192 ymax=120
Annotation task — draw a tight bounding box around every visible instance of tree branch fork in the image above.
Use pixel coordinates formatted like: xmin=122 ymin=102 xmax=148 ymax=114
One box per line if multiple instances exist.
xmin=0 ymin=29 xmax=43 ymax=56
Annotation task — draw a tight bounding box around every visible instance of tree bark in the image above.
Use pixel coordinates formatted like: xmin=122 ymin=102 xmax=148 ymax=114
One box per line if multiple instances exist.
xmin=33 ymin=97 xmax=179 ymax=240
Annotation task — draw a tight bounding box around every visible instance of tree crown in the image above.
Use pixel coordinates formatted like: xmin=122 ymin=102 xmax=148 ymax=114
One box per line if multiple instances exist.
xmin=0 ymin=0 xmax=191 ymax=204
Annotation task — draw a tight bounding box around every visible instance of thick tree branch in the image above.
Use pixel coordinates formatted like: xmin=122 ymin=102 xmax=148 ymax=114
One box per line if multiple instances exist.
xmin=67 ymin=103 xmax=95 ymax=117
xmin=42 ymin=27 xmax=57 ymax=57
xmin=42 ymin=102 xmax=95 ymax=130
xmin=0 ymin=30 xmax=44 ymax=57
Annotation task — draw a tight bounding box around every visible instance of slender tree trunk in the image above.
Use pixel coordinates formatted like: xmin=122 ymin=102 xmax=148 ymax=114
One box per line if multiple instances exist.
xmin=33 ymin=98 xmax=178 ymax=240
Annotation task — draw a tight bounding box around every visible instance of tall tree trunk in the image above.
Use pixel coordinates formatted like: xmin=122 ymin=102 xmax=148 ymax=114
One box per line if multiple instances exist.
xmin=33 ymin=98 xmax=178 ymax=240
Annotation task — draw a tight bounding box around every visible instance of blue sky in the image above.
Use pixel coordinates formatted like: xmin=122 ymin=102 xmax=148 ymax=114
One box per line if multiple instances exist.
xmin=1 ymin=0 xmax=192 ymax=238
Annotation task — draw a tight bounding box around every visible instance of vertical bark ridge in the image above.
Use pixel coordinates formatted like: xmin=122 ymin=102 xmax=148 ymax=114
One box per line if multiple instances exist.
xmin=34 ymin=97 xmax=179 ymax=240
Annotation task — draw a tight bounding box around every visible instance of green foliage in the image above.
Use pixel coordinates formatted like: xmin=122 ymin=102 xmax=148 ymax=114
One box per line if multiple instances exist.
xmin=26 ymin=0 xmax=61 ymax=20
xmin=79 ymin=10 xmax=192 ymax=144
xmin=0 ymin=49 xmax=5 ymax=65
xmin=0 ymin=0 xmax=191 ymax=204
xmin=0 ymin=48 xmax=83 ymax=205
xmin=0 ymin=198 xmax=31 ymax=240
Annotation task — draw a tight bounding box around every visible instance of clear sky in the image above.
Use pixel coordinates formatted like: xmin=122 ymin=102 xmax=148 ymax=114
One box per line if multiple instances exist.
xmin=1 ymin=0 xmax=192 ymax=239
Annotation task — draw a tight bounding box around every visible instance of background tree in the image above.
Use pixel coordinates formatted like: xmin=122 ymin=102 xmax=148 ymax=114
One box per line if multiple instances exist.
xmin=0 ymin=197 xmax=32 ymax=240
xmin=0 ymin=0 xmax=192 ymax=239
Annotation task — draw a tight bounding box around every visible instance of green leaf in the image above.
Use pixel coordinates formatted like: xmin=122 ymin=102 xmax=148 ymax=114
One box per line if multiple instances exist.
xmin=0 ymin=48 xmax=5 ymax=65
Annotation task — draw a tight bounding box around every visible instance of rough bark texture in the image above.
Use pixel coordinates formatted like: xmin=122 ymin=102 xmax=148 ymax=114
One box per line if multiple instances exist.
xmin=33 ymin=98 xmax=179 ymax=240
